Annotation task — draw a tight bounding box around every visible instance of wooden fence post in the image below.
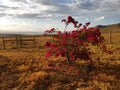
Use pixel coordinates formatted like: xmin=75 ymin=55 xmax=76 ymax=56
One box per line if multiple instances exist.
xmin=2 ymin=37 xmax=6 ymax=49
xmin=109 ymin=31 xmax=112 ymax=44
xmin=33 ymin=36 xmax=36 ymax=47
xmin=16 ymin=35 xmax=19 ymax=49
xmin=19 ymin=35 xmax=22 ymax=48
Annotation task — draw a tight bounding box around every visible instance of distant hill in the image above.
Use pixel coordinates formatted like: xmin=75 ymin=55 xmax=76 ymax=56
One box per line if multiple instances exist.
xmin=97 ymin=23 xmax=120 ymax=32
xmin=97 ymin=25 xmax=106 ymax=28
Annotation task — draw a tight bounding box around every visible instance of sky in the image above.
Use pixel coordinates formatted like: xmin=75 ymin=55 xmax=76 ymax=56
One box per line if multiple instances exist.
xmin=0 ymin=0 xmax=120 ymax=33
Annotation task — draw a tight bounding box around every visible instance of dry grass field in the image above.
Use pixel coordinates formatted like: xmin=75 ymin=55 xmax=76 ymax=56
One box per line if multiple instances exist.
xmin=0 ymin=23 xmax=120 ymax=90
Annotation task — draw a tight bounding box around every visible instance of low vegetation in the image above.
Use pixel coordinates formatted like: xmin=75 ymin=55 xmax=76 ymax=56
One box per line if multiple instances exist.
xmin=0 ymin=19 xmax=120 ymax=90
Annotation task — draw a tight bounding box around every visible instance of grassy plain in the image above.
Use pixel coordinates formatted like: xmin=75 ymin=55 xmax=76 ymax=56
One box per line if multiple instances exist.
xmin=0 ymin=24 xmax=120 ymax=90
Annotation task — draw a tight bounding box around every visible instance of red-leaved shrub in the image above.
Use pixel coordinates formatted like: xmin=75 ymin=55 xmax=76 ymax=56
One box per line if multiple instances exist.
xmin=44 ymin=16 xmax=112 ymax=64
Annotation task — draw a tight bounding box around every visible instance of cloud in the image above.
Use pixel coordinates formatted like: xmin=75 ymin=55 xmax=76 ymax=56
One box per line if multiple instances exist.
xmin=0 ymin=5 xmax=19 ymax=9
xmin=33 ymin=0 xmax=56 ymax=5
xmin=0 ymin=0 xmax=119 ymax=20
xmin=0 ymin=13 xmax=6 ymax=17
xmin=0 ymin=5 xmax=19 ymax=16
xmin=94 ymin=16 xmax=105 ymax=22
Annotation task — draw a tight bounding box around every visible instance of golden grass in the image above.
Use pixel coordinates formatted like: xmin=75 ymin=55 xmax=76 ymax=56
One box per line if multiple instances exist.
xmin=0 ymin=33 xmax=120 ymax=90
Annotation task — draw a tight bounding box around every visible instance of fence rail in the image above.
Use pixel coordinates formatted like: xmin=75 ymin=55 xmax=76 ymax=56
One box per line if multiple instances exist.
xmin=0 ymin=31 xmax=120 ymax=49
xmin=101 ymin=31 xmax=120 ymax=45
xmin=0 ymin=34 xmax=37 ymax=49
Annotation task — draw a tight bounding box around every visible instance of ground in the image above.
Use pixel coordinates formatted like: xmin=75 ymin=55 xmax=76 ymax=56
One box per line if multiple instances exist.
xmin=0 ymin=33 xmax=120 ymax=90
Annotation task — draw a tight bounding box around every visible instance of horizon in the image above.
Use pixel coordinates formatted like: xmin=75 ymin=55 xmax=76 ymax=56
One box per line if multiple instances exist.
xmin=0 ymin=0 xmax=120 ymax=33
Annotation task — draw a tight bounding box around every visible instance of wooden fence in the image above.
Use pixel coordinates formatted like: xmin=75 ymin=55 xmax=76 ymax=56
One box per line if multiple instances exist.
xmin=0 ymin=31 xmax=120 ymax=49
xmin=101 ymin=31 xmax=120 ymax=45
xmin=0 ymin=35 xmax=37 ymax=49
